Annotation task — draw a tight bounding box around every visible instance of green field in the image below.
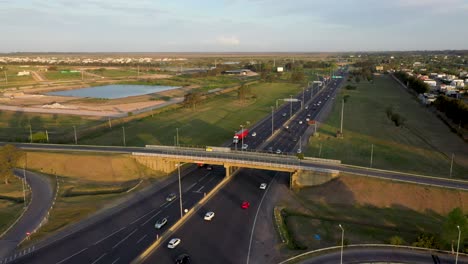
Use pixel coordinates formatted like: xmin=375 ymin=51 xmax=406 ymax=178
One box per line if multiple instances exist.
xmin=306 ymin=75 xmax=468 ymax=178
xmin=44 ymin=71 xmax=82 ymax=81
xmin=0 ymin=111 xmax=101 ymax=143
xmin=89 ymin=69 xmax=138 ymax=78
xmin=81 ymin=82 xmax=301 ymax=146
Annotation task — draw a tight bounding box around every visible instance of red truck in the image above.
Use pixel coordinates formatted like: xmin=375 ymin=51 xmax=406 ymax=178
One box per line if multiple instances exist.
xmin=233 ymin=128 xmax=249 ymax=144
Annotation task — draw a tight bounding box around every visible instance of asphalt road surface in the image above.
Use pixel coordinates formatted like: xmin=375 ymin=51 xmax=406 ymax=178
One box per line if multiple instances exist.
xmin=6 ymin=166 xmax=224 ymax=264
xmin=0 ymin=170 xmax=54 ymax=259
xmin=297 ymin=247 xmax=468 ymax=264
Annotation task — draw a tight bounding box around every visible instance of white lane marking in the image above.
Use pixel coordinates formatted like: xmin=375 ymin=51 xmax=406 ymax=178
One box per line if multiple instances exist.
xmin=185 ymin=182 xmax=197 ymax=192
xmin=55 ymin=247 xmax=88 ymax=264
xmin=206 ymin=177 xmax=216 ymax=185
xmin=91 ymin=253 xmax=107 ymax=264
xmin=194 ymin=186 xmax=204 ymax=193
xmin=112 ymin=229 xmax=138 ymax=249
xmin=136 ymin=234 xmax=148 ymax=244
xmin=141 ymin=210 xmax=162 ymax=226
xmin=246 ymin=174 xmax=277 ymax=264
xmin=130 ymin=207 xmax=159 ymax=225
xmin=163 ymin=199 xmax=176 ymax=209
xmin=93 ymin=227 xmax=126 ymax=245
xmin=160 ymin=201 xmax=168 ymax=207
xmin=197 ymin=172 xmax=211 ymax=182
xmin=111 ymin=257 xmax=120 ymax=264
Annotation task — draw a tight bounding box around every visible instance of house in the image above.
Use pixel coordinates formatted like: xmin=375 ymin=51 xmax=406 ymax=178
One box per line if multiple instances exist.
xmin=17 ymin=71 xmax=30 ymax=76
xmin=451 ymin=79 xmax=465 ymax=88
xmin=418 ymin=93 xmax=437 ymax=105
xmin=375 ymin=66 xmax=384 ymax=71
xmin=277 ymin=67 xmax=284 ymax=72
xmin=424 ymin=79 xmax=437 ymax=87
xmin=223 ymin=69 xmax=250 ymax=75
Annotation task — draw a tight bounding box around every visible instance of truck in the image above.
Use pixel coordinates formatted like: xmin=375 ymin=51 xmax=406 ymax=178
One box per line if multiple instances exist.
xmin=233 ymin=128 xmax=249 ymax=144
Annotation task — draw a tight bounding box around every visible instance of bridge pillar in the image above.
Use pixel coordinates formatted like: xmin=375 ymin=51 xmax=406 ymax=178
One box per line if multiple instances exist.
xmin=225 ymin=165 xmax=231 ymax=178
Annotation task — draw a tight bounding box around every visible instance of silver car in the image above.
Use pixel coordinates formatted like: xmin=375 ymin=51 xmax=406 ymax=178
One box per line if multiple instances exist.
xmin=166 ymin=193 xmax=177 ymax=202
xmin=155 ymin=217 xmax=168 ymax=229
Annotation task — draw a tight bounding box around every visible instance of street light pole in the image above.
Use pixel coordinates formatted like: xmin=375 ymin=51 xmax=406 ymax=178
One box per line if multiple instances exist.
xmin=450 ymin=153 xmax=454 ymax=178
xmin=73 ymin=125 xmax=77 ymax=144
xmin=177 ymin=162 xmax=184 ymax=219
xmin=339 ymin=224 xmax=344 ymax=264
xmin=340 ymin=98 xmax=344 ymax=134
xmin=122 ymin=126 xmax=126 ymax=147
xmin=456 ymin=225 xmax=461 ymax=264
xmin=290 ymin=95 xmax=293 ymax=118
xmin=370 ymin=144 xmax=374 ymax=168
xmin=29 ymin=125 xmax=33 ymax=143
xmin=271 ymin=106 xmax=274 ymax=137
xmin=302 ymin=87 xmax=305 ymax=109
xmin=240 ymin=125 xmax=244 ymax=150
xmin=176 ymin=128 xmax=179 ymax=147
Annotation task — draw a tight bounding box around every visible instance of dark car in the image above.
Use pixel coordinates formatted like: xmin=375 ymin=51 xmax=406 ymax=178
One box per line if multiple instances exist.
xmin=175 ymin=253 xmax=190 ymax=264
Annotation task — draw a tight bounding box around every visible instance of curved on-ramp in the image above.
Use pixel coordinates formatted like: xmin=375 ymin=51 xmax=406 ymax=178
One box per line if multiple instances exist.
xmin=0 ymin=170 xmax=54 ymax=259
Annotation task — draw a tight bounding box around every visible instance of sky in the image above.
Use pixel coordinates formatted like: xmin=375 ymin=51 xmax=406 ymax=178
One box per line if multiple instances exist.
xmin=1 ymin=0 xmax=468 ymax=52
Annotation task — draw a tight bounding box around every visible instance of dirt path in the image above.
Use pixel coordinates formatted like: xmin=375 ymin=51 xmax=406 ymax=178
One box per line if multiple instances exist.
xmin=31 ymin=71 xmax=46 ymax=82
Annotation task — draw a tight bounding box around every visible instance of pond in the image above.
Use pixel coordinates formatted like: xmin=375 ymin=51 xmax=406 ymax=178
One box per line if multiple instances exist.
xmin=47 ymin=84 xmax=181 ymax=99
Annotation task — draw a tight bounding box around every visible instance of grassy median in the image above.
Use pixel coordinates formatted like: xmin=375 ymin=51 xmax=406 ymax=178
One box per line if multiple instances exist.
xmin=306 ymin=74 xmax=468 ymax=178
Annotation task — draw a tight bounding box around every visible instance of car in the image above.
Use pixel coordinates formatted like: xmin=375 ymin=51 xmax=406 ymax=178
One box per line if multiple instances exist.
xmin=167 ymin=238 xmax=181 ymax=249
xmin=292 ymin=137 xmax=297 ymax=142
xmin=259 ymin=183 xmax=267 ymax=190
xmin=299 ymin=120 xmax=303 ymax=124
xmin=307 ymin=114 xmax=311 ymax=117
xmin=251 ymin=132 xmax=257 ymax=137
xmin=241 ymin=144 xmax=248 ymax=150
xmin=166 ymin=193 xmax=177 ymax=202
xmin=306 ymin=118 xmax=310 ymax=122
xmin=282 ymin=113 xmax=287 ymax=117
xmin=206 ymin=165 xmax=213 ymax=170
xmin=267 ymin=147 xmax=273 ymax=153
xmin=175 ymin=254 xmax=191 ymax=264
xmin=297 ymin=148 xmax=302 ymax=154
xmin=305 ymin=106 xmax=309 ymax=109
xmin=276 ymin=149 xmax=282 ymax=154
xmin=204 ymin=211 xmax=215 ymax=221
xmin=155 ymin=217 xmax=168 ymax=229
xmin=241 ymin=201 xmax=250 ymax=209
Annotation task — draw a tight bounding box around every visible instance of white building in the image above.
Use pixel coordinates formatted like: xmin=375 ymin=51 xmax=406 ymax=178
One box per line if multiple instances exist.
xmin=17 ymin=71 xmax=30 ymax=76
xmin=418 ymin=93 xmax=437 ymax=105
xmin=451 ymin=79 xmax=465 ymax=88
xmin=424 ymin=80 xmax=437 ymax=87
xmin=277 ymin=67 xmax=284 ymax=72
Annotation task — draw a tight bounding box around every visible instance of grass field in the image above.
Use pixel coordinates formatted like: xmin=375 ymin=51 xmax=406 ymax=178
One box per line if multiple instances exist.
xmin=305 ymin=74 xmax=468 ymax=178
xmin=278 ymin=173 xmax=468 ymax=254
xmin=44 ymin=71 xmax=82 ymax=81
xmin=90 ymin=69 xmax=138 ymax=78
xmin=0 ymin=176 xmax=27 ymax=235
xmin=0 ymin=111 xmax=102 ymax=142
xmin=81 ymin=82 xmax=301 ymax=146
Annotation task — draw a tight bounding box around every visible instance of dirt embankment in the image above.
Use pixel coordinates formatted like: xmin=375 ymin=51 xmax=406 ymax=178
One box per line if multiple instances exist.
xmin=300 ymin=174 xmax=467 ymax=215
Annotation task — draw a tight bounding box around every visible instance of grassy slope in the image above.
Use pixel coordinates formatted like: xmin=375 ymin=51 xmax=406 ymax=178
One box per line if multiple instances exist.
xmin=81 ymin=82 xmax=301 ymax=146
xmin=306 ymin=74 xmax=468 ymax=178
xmin=0 ymin=177 xmax=26 ymax=235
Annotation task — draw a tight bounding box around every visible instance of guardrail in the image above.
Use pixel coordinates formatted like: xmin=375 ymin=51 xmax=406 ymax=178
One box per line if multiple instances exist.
xmin=278 ymin=243 xmax=468 ymax=264
xmin=303 ymin=156 xmax=341 ymax=165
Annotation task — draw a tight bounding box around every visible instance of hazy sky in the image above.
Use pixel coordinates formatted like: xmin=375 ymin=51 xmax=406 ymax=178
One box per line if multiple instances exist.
xmin=1 ymin=0 xmax=468 ymax=52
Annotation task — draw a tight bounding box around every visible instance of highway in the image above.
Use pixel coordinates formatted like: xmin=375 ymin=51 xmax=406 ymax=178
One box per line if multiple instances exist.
xmin=5 ymin=166 xmax=224 ymax=264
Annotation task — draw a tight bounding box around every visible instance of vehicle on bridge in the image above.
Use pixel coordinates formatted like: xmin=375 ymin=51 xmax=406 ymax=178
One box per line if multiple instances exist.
xmin=233 ymin=128 xmax=249 ymax=144
xmin=168 ymin=238 xmax=181 ymax=249
xmin=204 ymin=211 xmax=215 ymax=221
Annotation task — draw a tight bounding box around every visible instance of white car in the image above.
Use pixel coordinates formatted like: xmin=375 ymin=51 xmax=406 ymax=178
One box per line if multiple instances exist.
xmin=204 ymin=211 xmax=215 ymax=221
xmin=241 ymin=144 xmax=248 ymax=150
xmin=282 ymin=113 xmax=287 ymax=117
xmin=297 ymin=148 xmax=302 ymax=154
xmin=306 ymin=118 xmax=310 ymax=122
xmin=167 ymin=238 xmax=181 ymax=249
xmin=251 ymin=132 xmax=257 ymax=137
xmin=299 ymin=120 xmax=303 ymax=124
xmin=155 ymin=217 xmax=168 ymax=229
xmin=276 ymin=149 xmax=282 ymax=154
xmin=259 ymin=183 xmax=267 ymax=190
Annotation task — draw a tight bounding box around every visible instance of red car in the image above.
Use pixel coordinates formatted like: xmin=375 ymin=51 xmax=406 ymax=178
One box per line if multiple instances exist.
xmin=241 ymin=201 xmax=250 ymax=209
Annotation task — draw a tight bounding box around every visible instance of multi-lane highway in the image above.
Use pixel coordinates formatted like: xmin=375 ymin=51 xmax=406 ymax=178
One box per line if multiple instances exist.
xmin=6 ymin=166 xmax=224 ymax=264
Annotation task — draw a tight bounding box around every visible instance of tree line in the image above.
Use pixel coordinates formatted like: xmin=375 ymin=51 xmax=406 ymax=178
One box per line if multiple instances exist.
xmin=433 ymin=95 xmax=468 ymax=129
xmin=394 ymin=71 xmax=430 ymax=94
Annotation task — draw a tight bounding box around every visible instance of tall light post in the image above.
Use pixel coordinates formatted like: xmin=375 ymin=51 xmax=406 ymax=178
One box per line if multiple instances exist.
xmin=339 ymin=224 xmax=344 ymax=264
xmin=176 ymin=162 xmax=185 ymax=219
xmin=271 ymin=106 xmax=274 ymax=137
xmin=302 ymin=87 xmax=305 ymax=109
xmin=73 ymin=125 xmax=77 ymax=144
xmin=456 ymin=225 xmax=461 ymax=264
xmin=290 ymin=95 xmax=293 ymax=118
xmin=176 ymin=128 xmax=179 ymax=147
xmin=29 ymin=125 xmax=33 ymax=143
xmin=122 ymin=126 xmax=126 ymax=147
xmin=340 ymin=98 xmax=344 ymax=135
xmin=240 ymin=125 xmax=244 ymax=150
xmin=370 ymin=144 xmax=374 ymax=168
xmin=450 ymin=153 xmax=454 ymax=178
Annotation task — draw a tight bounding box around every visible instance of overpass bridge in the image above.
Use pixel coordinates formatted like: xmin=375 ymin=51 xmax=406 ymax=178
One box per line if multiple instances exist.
xmin=134 ymin=145 xmax=340 ymax=183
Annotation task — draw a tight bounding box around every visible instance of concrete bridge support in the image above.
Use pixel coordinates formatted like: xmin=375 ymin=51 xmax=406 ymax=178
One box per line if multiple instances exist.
xmin=224 ymin=165 xmax=238 ymax=178
xmin=133 ymin=155 xmax=178 ymax=174
xmin=291 ymin=169 xmax=340 ymax=189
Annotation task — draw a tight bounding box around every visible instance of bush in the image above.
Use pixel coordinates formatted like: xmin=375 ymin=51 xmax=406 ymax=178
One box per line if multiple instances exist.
xmin=412 ymin=233 xmax=440 ymax=249
xmin=389 ymin=235 xmax=405 ymax=245
xmin=345 ymin=85 xmax=357 ymax=90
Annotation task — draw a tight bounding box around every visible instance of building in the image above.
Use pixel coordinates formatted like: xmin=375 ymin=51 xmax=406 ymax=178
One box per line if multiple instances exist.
xmin=277 ymin=67 xmax=284 ymax=72
xmin=223 ymin=69 xmax=250 ymax=75
xmin=423 ymin=79 xmax=437 ymax=87
xmin=375 ymin=66 xmax=384 ymax=71
xmin=451 ymin=79 xmax=465 ymax=88
xmin=418 ymin=93 xmax=437 ymax=105
xmin=17 ymin=71 xmax=30 ymax=76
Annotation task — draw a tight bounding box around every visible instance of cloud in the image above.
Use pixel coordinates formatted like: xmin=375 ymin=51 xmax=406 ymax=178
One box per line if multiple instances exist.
xmin=216 ymin=36 xmax=240 ymax=46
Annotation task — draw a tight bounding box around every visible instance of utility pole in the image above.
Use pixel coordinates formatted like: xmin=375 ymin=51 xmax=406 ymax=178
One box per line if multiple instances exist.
xmin=302 ymin=87 xmax=305 ymax=109
xmin=73 ymin=125 xmax=77 ymax=144
xmin=318 ymin=143 xmax=322 ymax=158
xmin=29 ymin=125 xmax=33 ymax=143
xmin=122 ymin=126 xmax=126 ymax=147
xmin=46 ymin=129 xmax=49 ymax=143
xmin=176 ymin=128 xmax=179 ymax=147
xmin=81 ymin=70 xmax=84 ymax=81
xmin=370 ymin=144 xmax=374 ymax=168
xmin=450 ymin=153 xmax=454 ymax=178
xmin=340 ymin=98 xmax=344 ymax=135
xmin=137 ymin=65 xmax=140 ymax=77
xmin=108 ymin=117 xmax=112 ymax=128
xmin=4 ymin=71 xmax=8 ymax=85
xmin=22 ymin=163 xmax=27 ymax=208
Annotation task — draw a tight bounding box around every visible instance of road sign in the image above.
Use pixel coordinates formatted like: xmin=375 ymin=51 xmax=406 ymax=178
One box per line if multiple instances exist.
xmin=332 ymin=75 xmax=343 ymax=79
xmin=284 ymin=98 xmax=299 ymax=102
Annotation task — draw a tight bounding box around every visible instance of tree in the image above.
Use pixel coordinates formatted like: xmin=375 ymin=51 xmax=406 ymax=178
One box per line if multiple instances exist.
xmin=183 ymin=91 xmax=202 ymax=109
xmin=290 ymin=71 xmax=305 ymax=83
xmin=0 ymin=144 xmax=24 ymax=184
xmin=389 ymin=236 xmax=405 ymax=245
xmin=441 ymin=208 xmax=467 ymax=249
xmin=412 ymin=233 xmax=439 ymax=249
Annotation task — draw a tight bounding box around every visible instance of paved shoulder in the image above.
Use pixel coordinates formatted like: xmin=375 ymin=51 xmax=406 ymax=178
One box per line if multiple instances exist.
xmin=0 ymin=170 xmax=54 ymax=258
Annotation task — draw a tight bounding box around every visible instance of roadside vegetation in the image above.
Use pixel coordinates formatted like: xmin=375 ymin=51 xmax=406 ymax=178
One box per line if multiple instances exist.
xmin=276 ymin=174 xmax=468 ymax=257
xmin=81 ymin=82 xmax=302 ymax=146
xmin=306 ymin=74 xmax=468 ymax=178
